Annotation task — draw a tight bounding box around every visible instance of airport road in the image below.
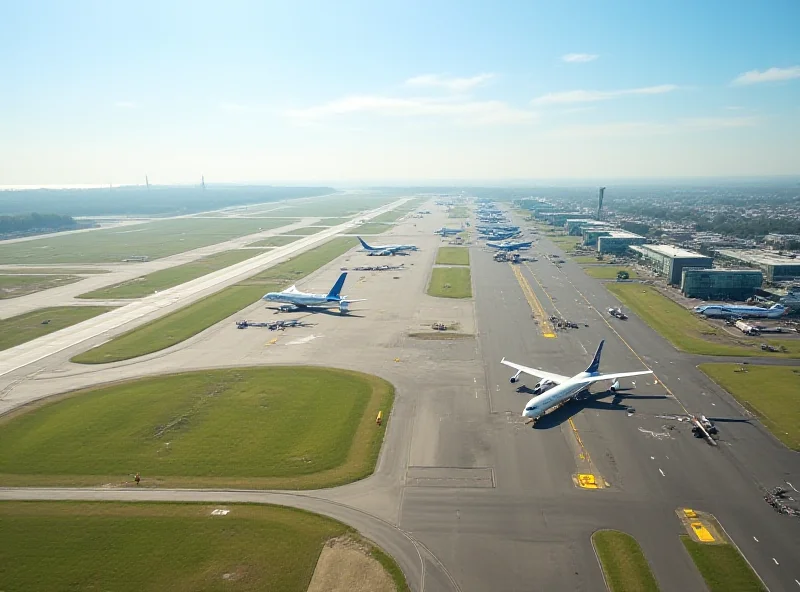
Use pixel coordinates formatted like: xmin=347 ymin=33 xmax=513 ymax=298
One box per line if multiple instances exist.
xmin=0 ymin=198 xmax=410 ymax=388
xmin=504 ymin=222 xmax=800 ymax=591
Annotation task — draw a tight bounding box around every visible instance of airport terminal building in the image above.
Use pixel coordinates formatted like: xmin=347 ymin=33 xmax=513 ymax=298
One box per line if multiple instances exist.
xmin=597 ymin=231 xmax=647 ymax=255
xmin=680 ymin=268 xmax=763 ymax=300
xmin=630 ymin=244 xmax=713 ymax=285
xmin=716 ymin=249 xmax=800 ymax=282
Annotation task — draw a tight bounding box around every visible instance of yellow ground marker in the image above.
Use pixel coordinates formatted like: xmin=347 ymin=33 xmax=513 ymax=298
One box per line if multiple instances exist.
xmin=577 ymin=474 xmax=598 ymax=489
xmin=683 ymin=508 xmax=698 ymax=519
xmin=690 ymin=522 xmax=715 ymax=542
xmin=266 ymin=338 xmax=278 ymax=346
xmin=569 ymin=418 xmax=607 ymax=489
xmin=510 ymin=264 xmax=556 ymax=338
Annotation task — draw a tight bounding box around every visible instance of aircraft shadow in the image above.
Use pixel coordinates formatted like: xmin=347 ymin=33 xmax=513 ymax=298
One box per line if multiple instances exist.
xmin=266 ymin=306 xmax=365 ymax=319
xmin=532 ymin=390 xmax=669 ymax=430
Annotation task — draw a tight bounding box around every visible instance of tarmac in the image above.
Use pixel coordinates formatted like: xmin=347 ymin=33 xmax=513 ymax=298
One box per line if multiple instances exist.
xmin=2 ymin=201 xmax=800 ymax=591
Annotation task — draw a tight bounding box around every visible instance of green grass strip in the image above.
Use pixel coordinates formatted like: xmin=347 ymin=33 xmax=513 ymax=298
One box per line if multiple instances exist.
xmin=0 ymin=366 xmax=392 ymax=489
xmin=0 ymin=501 xmax=404 ymax=592
xmin=72 ymin=238 xmax=357 ymax=364
xmin=249 ymin=235 xmax=300 ymax=247
xmin=0 ymin=307 xmax=115 ymax=352
xmin=0 ymin=274 xmax=82 ymax=299
xmin=582 ymin=266 xmax=638 ymax=279
xmin=345 ymin=222 xmax=392 ymax=235
xmin=592 ymin=530 xmax=660 ymax=592
xmin=435 ymin=247 xmax=470 ymax=266
xmin=77 ymin=250 xmax=266 ymax=299
xmin=606 ymin=283 xmax=800 ymax=358
xmin=279 ymin=227 xmax=325 ymax=236
xmin=681 ymin=536 xmax=766 ymax=592
xmin=427 ymin=267 xmax=472 ymax=298
xmin=698 ymin=364 xmax=800 ymax=450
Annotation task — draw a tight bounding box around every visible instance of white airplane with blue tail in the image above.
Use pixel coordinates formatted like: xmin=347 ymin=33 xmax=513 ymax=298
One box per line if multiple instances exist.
xmin=357 ymin=237 xmax=418 ymax=256
xmin=501 ymin=340 xmax=653 ymax=424
xmin=262 ymin=272 xmax=365 ymax=314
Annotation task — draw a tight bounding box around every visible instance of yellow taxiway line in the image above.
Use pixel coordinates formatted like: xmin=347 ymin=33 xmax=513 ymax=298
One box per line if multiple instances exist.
xmin=569 ymin=417 xmax=606 ymax=489
xmin=510 ymin=263 xmax=556 ymax=338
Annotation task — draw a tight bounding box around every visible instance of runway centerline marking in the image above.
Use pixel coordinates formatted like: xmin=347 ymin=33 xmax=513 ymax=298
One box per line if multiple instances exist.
xmin=773 ymin=558 xmax=779 ymax=565
xmin=659 ymin=468 xmax=666 ymax=476
xmin=510 ymin=263 xmax=555 ymax=337
xmin=753 ymin=536 xmax=759 ymax=542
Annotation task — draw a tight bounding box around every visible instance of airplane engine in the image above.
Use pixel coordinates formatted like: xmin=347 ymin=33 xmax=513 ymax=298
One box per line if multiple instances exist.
xmin=509 ymin=370 xmax=522 ymax=384
xmin=338 ymin=301 xmax=350 ymax=313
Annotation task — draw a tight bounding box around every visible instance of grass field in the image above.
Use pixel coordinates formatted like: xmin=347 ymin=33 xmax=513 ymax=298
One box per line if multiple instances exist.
xmin=606 ymin=283 xmax=800 ymax=358
xmin=345 ymin=222 xmax=392 ymax=235
xmin=72 ymin=238 xmax=357 ymax=364
xmin=548 ymin=235 xmax=582 ymax=251
xmin=0 ymin=501 xmax=403 ymax=592
xmin=0 ymin=267 xmax=109 ymax=274
xmin=0 ymin=274 xmax=82 ymax=299
xmin=280 ymin=226 xmax=325 ymax=236
xmin=316 ymin=217 xmax=353 ymax=226
xmin=77 ymin=250 xmax=267 ymax=299
xmin=279 ymin=194 xmax=396 ymax=217
xmin=249 ymin=235 xmax=300 ymax=247
xmin=582 ymin=266 xmax=639 ymax=279
xmin=592 ymin=530 xmax=660 ymax=592
xmin=0 ymin=218 xmax=295 ymax=264
xmin=0 ymin=307 xmax=114 ymax=352
xmin=698 ymin=364 xmax=800 ymax=450
xmin=571 ymin=255 xmax=607 ymax=263
xmin=428 ymin=267 xmax=472 ymax=298
xmin=0 ymin=366 xmax=393 ymax=488
xmin=681 ymin=536 xmax=766 ymax=592
xmin=448 ymin=206 xmax=469 ymax=218
xmin=435 ymin=247 xmax=470 ymax=266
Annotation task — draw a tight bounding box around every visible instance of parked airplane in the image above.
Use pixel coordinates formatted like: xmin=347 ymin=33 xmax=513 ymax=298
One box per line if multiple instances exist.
xmin=434 ymin=227 xmax=462 ymax=236
xmin=357 ymin=236 xmax=418 ymax=256
xmin=486 ymin=239 xmax=533 ymax=251
xmin=481 ymin=231 xmax=520 ymax=241
xmin=262 ymin=272 xmax=365 ymax=314
xmin=501 ymin=340 xmax=653 ymax=424
xmin=693 ymin=303 xmax=787 ymax=319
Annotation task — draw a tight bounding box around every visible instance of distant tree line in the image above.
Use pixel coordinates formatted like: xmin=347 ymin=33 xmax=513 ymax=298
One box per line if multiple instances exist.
xmin=0 ymin=213 xmax=77 ymax=234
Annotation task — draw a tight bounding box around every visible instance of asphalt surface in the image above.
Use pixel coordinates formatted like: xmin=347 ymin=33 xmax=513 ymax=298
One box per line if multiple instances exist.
xmin=2 ymin=202 xmax=800 ymax=591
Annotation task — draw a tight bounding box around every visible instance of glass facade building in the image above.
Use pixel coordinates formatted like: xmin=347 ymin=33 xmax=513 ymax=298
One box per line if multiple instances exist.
xmin=680 ymin=268 xmax=763 ymax=300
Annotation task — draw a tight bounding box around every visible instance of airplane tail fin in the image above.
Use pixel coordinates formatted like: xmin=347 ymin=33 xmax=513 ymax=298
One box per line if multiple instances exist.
xmin=357 ymin=237 xmax=373 ymax=250
xmin=327 ymin=273 xmax=347 ymax=300
xmin=584 ymin=340 xmax=605 ymax=374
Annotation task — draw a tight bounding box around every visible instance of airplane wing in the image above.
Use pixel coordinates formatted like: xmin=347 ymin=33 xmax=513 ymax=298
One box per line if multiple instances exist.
xmin=500 ymin=359 xmax=569 ymax=384
xmin=341 ymin=299 xmax=367 ymax=303
xmin=577 ymin=370 xmax=653 ymax=385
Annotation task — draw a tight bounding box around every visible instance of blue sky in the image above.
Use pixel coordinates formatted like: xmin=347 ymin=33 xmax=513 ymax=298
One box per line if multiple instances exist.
xmin=1 ymin=0 xmax=799 ymax=185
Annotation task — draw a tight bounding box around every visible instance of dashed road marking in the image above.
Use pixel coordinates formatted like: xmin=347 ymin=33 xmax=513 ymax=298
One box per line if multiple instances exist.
xmin=773 ymin=558 xmax=779 ymax=566
xmin=753 ymin=536 xmax=759 ymax=542
xmin=659 ymin=468 xmax=665 ymax=476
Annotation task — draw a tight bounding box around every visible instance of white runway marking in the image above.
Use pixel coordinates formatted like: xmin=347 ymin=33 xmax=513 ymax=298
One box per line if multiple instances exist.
xmin=658 ymin=468 xmax=665 ymax=477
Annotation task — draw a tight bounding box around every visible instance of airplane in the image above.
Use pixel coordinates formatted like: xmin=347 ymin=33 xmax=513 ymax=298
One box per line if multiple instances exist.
xmin=357 ymin=236 xmax=418 ymax=256
xmin=486 ymin=239 xmax=533 ymax=251
xmin=434 ymin=227 xmax=462 ymax=236
xmin=501 ymin=340 xmax=653 ymax=424
xmin=262 ymin=272 xmax=365 ymax=314
xmin=693 ymin=303 xmax=787 ymax=319
xmin=480 ymin=231 xmax=520 ymax=241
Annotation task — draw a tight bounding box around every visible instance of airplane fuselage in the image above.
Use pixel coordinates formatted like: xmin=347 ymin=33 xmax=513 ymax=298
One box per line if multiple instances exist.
xmin=263 ymin=292 xmax=338 ymax=308
xmin=522 ymin=373 xmax=595 ymax=419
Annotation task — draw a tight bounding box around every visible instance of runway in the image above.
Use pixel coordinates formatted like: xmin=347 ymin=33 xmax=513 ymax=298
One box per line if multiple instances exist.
xmin=2 ymin=201 xmax=800 ymax=591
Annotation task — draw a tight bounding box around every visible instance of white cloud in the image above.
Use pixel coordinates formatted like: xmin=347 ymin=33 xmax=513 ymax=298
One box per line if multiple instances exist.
xmin=549 ymin=116 xmax=758 ymax=138
xmin=405 ymin=73 xmax=495 ymax=92
xmin=561 ymin=53 xmax=598 ymax=63
xmin=732 ymin=66 xmax=800 ymax=85
xmin=286 ymin=94 xmax=536 ymax=125
xmin=532 ymin=84 xmax=678 ymax=106
xmin=114 ymin=101 xmax=137 ymax=109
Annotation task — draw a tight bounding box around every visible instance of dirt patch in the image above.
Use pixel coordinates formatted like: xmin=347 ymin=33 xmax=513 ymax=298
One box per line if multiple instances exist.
xmin=307 ymin=535 xmax=396 ymax=592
